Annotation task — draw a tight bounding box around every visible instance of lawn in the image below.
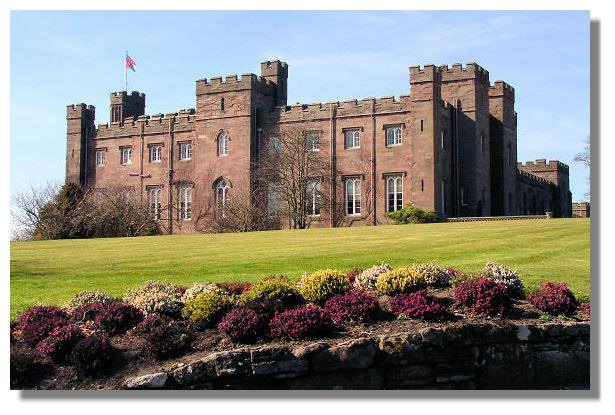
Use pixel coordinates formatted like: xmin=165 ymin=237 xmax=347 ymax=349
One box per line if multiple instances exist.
xmin=10 ymin=218 xmax=590 ymax=318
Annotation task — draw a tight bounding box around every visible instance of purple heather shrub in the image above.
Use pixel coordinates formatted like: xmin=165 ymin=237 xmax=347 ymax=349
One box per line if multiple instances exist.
xmin=323 ymin=290 xmax=381 ymax=324
xmin=578 ymin=302 xmax=590 ymax=317
xmin=454 ymin=277 xmax=512 ymax=317
xmin=218 ymin=306 xmax=268 ymax=343
xmin=35 ymin=324 xmax=85 ymax=362
xmin=18 ymin=306 xmax=71 ymax=347
xmin=389 ymin=290 xmax=447 ymax=321
xmin=132 ymin=313 xmax=169 ymax=336
xmin=71 ymin=303 xmax=107 ymax=323
xmin=145 ymin=322 xmax=192 ymax=360
xmin=269 ymin=305 xmax=335 ymax=341
xmin=217 ymin=281 xmax=253 ymax=296
xmin=346 ymin=268 xmax=363 ymax=285
xmin=94 ymin=303 xmax=144 ymax=335
xmin=71 ymin=335 xmax=115 ymax=376
xmin=528 ymin=281 xmax=578 ymax=316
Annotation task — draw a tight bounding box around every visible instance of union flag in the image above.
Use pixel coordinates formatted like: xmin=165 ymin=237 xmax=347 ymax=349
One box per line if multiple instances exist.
xmin=125 ymin=53 xmax=136 ymax=72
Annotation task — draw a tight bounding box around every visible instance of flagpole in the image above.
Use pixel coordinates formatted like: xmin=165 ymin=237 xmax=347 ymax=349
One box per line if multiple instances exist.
xmin=124 ymin=51 xmax=128 ymax=92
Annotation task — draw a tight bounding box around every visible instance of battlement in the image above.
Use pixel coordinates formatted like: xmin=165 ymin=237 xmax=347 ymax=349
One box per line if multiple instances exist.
xmin=517 ymin=159 xmax=569 ymax=173
xmin=195 ymin=72 xmax=276 ymax=95
xmin=409 ymin=64 xmax=440 ymax=83
xmin=67 ymin=103 xmax=95 ymax=118
xmin=516 ymin=169 xmax=553 ymax=187
xmin=95 ymin=108 xmax=197 ymax=138
xmin=439 ymin=62 xmax=489 ymax=83
xmin=261 ymin=60 xmax=288 ymax=71
xmin=489 ymin=81 xmax=515 ymax=99
xmin=111 ymin=91 xmax=146 ymax=99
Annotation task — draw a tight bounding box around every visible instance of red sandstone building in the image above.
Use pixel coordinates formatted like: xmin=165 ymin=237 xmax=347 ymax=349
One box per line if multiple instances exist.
xmin=66 ymin=60 xmax=572 ymax=233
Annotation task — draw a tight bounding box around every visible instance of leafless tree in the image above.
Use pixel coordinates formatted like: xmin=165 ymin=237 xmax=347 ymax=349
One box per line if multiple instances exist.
xmin=574 ymin=136 xmax=590 ymax=198
xmin=10 ymin=181 xmax=61 ymax=240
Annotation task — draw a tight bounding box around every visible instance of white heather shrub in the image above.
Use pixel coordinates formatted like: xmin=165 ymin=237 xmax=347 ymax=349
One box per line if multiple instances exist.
xmin=123 ymin=280 xmax=183 ymax=316
xmin=412 ymin=262 xmax=450 ymax=287
xmin=482 ymin=261 xmax=524 ymax=298
xmin=64 ymin=290 xmax=116 ymax=311
xmin=353 ymin=262 xmax=392 ymax=290
xmin=181 ymin=283 xmax=227 ymax=303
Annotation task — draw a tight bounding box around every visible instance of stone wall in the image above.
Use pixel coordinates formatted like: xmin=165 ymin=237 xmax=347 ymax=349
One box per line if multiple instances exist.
xmin=123 ymin=321 xmax=590 ymax=390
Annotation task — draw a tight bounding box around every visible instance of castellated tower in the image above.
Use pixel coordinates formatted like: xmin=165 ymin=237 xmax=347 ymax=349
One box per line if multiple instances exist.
xmin=66 ymin=103 xmax=95 ymax=186
xmin=110 ymin=91 xmax=146 ymax=124
xmin=260 ymin=60 xmax=288 ymax=107
xmin=517 ymin=160 xmax=572 ymax=217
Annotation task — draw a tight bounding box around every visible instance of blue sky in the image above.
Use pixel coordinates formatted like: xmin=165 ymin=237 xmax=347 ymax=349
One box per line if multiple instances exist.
xmin=10 ymin=10 xmax=590 ymax=201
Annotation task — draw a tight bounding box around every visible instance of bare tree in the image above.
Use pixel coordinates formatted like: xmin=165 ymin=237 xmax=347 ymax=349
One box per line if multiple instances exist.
xmin=574 ymin=136 xmax=590 ymax=198
xmin=10 ymin=181 xmax=61 ymax=240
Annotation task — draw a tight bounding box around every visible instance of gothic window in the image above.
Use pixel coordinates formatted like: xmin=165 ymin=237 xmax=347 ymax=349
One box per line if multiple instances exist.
xmin=149 ymin=145 xmax=162 ymax=162
xmin=305 ymin=132 xmax=320 ymax=152
xmin=148 ymin=187 xmax=162 ymax=220
xmin=178 ymin=186 xmax=192 ymax=220
xmin=386 ymin=175 xmax=403 ymax=212
xmin=345 ymin=178 xmax=361 ymax=215
xmin=305 ymin=180 xmax=321 ymax=216
xmin=215 ymin=180 xmax=230 ymax=216
xmin=121 ymin=147 xmax=132 ymax=165
xmin=95 ymin=150 xmax=106 ymax=166
xmin=180 ymin=142 xmax=193 ymax=160
xmin=217 ymin=132 xmax=229 ymax=156
xmin=386 ymin=126 xmax=402 ymax=147
xmin=344 ymin=130 xmax=360 ymax=149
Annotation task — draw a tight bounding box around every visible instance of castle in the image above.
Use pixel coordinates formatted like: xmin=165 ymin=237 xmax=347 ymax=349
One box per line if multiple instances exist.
xmin=66 ymin=60 xmax=572 ymax=233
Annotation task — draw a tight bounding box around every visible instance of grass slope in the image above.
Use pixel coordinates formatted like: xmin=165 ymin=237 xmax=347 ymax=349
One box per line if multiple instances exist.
xmin=10 ymin=218 xmax=590 ymax=318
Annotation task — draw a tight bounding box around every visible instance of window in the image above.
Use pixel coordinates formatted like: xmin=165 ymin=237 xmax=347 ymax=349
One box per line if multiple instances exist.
xmin=480 ymin=132 xmax=485 ymax=155
xmin=345 ymin=178 xmax=361 ymax=215
xmin=121 ymin=147 xmax=132 ymax=165
xmin=149 ymin=145 xmax=162 ymax=162
xmin=461 ymin=187 xmax=468 ymax=206
xmin=267 ymin=183 xmax=281 ymax=216
xmin=420 ymin=119 xmax=424 ymax=132
xmin=178 ymin=187 xmax=192 ymax=220
xmin=180 ymin=143 xmax=193 ymax=160
xmin=215 ymin=180 xmax=230 ymax=216
xmin=441 ymin=131 xmax=446 ymax=150
xmin=217 ymin=132 xmax=229 ymax=156
xmin=386 ymin=175 xmax=403 ymax=212
xmin=269 ymin=136 xmax=281 ymax=154
xmin=95 ymin=150 xmax=105 ymax=166
xmin=148 ymin=187 xmax=162 ymax=220
xmin=220 ymin=97 xmax=225 ymax=111
xmin=305 ymin=132 xmax=320 ymax=152
xmin=386 ymin=126 xmax=402 ymax=146
xmin=421 ymin=179 xmax=424 ymax=192
xmin=305 ymin=180 xmax=321 ymax=216
xmin=344 ymin=130 xmax=360 ymax=149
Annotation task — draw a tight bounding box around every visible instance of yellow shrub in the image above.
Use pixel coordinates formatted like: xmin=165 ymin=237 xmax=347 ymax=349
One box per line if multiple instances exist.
xmin=375 ymin=267 xmax=426 ymax=295
xmin=182 ymin=292 xmax=231 ymax=327
xmin=298 ymin=269 xmax=350 ymax=303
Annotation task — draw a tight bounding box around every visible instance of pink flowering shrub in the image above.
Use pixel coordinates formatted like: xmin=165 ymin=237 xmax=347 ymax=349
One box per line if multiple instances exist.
xmin=346 ymin=268 xmax=363 ymax=285
xmin=578 ymin=302 xmax=590 ymax=317
xmin=218 ymin=306 xmax=268 ymax=343
xmin=269 ymin=305 xmax=335 ymax=341
xmin=217 ymin=281 xmax=253 ymax=296
xmin=71 ymin=303 xmax=107 ymax=323
xmin=145 ymin=322 xmax=192 ymax=360
xmin=71 ymin=335 xmax=115 ymax=376
xmin=528 ymin=281 xmax=578 ymax=316
xmin=95 ymin=303 xmax=144 ymax=335
xmin=18 ymin=306 xmax=70 ymax=347
xmin=35 ymin=324 xmax=84 ymax=362
xmin=323 ymin=290 xmax=381 ymax=324
xmin=389 ymin=290 xmax=447 ymax=321
xmin=131 ymin=313 xmax=169 ymax=336
xmin=454 ymin=277 xmax=512 ymax=317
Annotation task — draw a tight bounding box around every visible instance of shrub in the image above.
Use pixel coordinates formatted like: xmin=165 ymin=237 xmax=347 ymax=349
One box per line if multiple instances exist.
xmin=578 ymin=302 xmax=590 ymax=317
xmin=454 ymin=277 xmax=512 ymax=317
xmin=64 ymin=290 xmax=115 ymax=312
xmin=123 ymin=280 xmax=183 ymax=316
xmin=353 ymin=262 xmax=392 ymax=290
xmin=182 ymin=292 xmax=231 ymax=327
xmin=217 ymin=281 xmax=253 ymax=296
xmin=269 ymin=305 xmax=335 ymax=341
xmin=298 ymin=269 xmax=350 ymax=303
xmin=180 ymin=283 xmax=227 ymax=303
xmin=323 ymin=290 xmax=381 ymax=324
xmin=35 ymin=324 xmax=84 ymax=362
xmin=95 ymin=303 xmax=144 ymax=335
xmin=218 ymin=306 xmax=268 ymax=343
xmin=389 ymin=290 xmax=447 ymax=321
xmin=10 ymin=347 xmax=50 ymax=389
xmin=18 ymin=306 xmax=68 ymax=328
xmin=131 ymin=313 xmax=169 ymax=336
xmin=528 ymin=281 xmax=578 ymax=316
xmin=18 ymin=306 xmax=70 ymax=347
xmin=482 ymin=262 xmax=525 ymax=298
xmin=346 ymin=268 xmax=362 ymax=285
xmin=71 ymin=302 xmax=107 ymax=323
xmin=386 ymin=204 xmax=439 ymax=224
xmin=145 ymin=322 xmax=192 ymax=360
xmin=375 ymin=267 xmax=426 ymax=295
xmin=241 ymin=277 xmax=303 ymax=312
xmin=412 ymin=262 xmax=450 ymax=287
xmin=447 ymin=268 xmax=468 ymax=287
xmin=71 ymin=335 xmax=115 ymax=376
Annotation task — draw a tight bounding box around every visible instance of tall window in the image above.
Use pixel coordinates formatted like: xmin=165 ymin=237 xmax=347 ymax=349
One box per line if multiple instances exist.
xmin=220 ymin=97 xmax=225 ymax=111
xmin=461 ymin=187 xmax=468 ymax=206
xmin=150 ymin=145 xmax=162 ymax=162
xmin=121 ymin=147 xmax=132 ymax=165
xmin=95 ymin=150 xmax=105 ymax=166
xmin=180 ymin=143 xmax=192 ymax=160
xmin=178 ymin=187 xmax=192 ymax=220
xmin=305 ymin=180 xmax=321 ymax=216
xmin=148 ymin=187 xmax=162 ymax=220
xmin=386 ymin=175 xmax=403 ymax=212
xmin=215 ymin=180 xmax=230 ymax=216
xmin=269 ymin=136 xmax=281 ymax=154
xmin=217 ymin=132 xmax=229 ymax=156
xmin=386 ymin=126 xmax=402 ymax=146
xmin=344 ymin=130 xmax=360 ymax=149
xmin=345 ymin=178 xmax=361 ymax=215
xmin=441 ymin=131 xmax=446 ymax=150
xmin=305 ymin=132 xmax=320 ymax=152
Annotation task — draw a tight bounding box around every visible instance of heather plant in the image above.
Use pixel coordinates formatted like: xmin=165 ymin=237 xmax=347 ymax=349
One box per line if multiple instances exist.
xmin=269 ymin=305 xmax=336 ymax=341
xmin=131 ymin=313 xmax=170 ymax=336
xmin=482 ymin=261 xmax=524 ymax=298
xmin=241 ymin=277 xmax=303 ymax=312
xmin=18 ymin=306 xmax=70 ymax=347
xmin=323 ymin=290 xmax=381 ymax=324
xmin=182 ymin=291 xmax=232 ymax=327
xmin=217 ymin=281 xmax=253 ymax=296
xmin=123 ymin=280 xmax=183 ymax=316
xmin=389 ymin=290 xmax=447 ymax=321
xmin=145 ymin=322 xmax=192 ymax=360
xmin=217 ymin=306 xmax=268 ymax=343
xmin=353 ymin=262 xmax=392 ymax=290
xmin=71 ymin=302 xmax=107 ymax=323
xmin=71 ymin=335 xmax=115 ymax=376
xmin=447 ymin=268 xmax=469 ymax=287
xmin=64 ymin=290 xmax=115 ymax=312
xmin=180 ymin=283 xmax=227 ymax=303
xmin=454 ymin=277 xmax=512 ymax=317
xmin=346 ymin=268 xmax=362 ymax=285
xmin=298 ymin=269 xmax=351 ymax=303
xmin=10 ymin=347 xmax=51 ymax=389
xmin=412 ymin=262 xmax=450 ymax=287
xmin=94 ymin=303 xmax=144 ymax=335
xmin=35 ymin=324 xmax=84 ymax=362
xmin=375 ymin=267 xmax=426 ymax=295
xmin=578 ymin=302 xmax=590 ymax=318
xmin=528 ymin=281 xmax=578 ymax=316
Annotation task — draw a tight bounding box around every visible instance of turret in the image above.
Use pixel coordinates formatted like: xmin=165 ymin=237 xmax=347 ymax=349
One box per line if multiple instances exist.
xmin=110 ymin=91 xmax=145 ymax=124
xmin=66 ymin=103 xmax=95 ymax=186
xmin=260 ymin=60 xmax=288 ymax=106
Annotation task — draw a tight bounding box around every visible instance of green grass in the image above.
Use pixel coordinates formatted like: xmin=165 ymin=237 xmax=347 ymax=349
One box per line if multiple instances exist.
xmin=10 ymin=218 xmax=590 ymax=318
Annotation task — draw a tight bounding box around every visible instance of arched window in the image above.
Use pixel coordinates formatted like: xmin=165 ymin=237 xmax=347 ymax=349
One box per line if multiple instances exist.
xmin=217 ymin=132 xmax=229 ymax=156
xmin=345 ymin=178 xmax=361 ymax=215
xmin=386 ymin=175 xmax=403 ymax=212
xmin=215 ymin=180 xmax=230 ymax=216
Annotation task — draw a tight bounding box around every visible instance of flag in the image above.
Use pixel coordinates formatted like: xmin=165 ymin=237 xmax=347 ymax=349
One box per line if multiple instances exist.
xmin=125 ymin=53 xmax=136 ymax=72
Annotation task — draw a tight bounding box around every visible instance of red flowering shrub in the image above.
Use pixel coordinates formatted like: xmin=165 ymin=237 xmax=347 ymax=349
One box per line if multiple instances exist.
xmin=323 ymin=290 xmax=381 ymax=324
xmin=578 ymin=302 xmax=590 ymax=317
xmin=528 ymin=281 xmax=578 ymax=316
xmin=18 ymin=306 xmax=68 ymax=327
xmin=95 ymin=303 xmax=144 ymax=335
xmin=71 ymin=303 xmax=107 ymax=323
xmin=218 ymin=306 xmax=267 ymax=343
xmin=346 ymin=268 xmax=362 ymax=285
xmin=389 ymin=290 xmax=447 ymax=321
xmin=35 ymin=324 xmax=84 ymax=362
xmin=217 ymin=281 xmax=253 ymax=296
xmin=18 ymin=306 xmax=70 ymax=347
xmin=145 ymin=322 xmax=192 ymax=360
xmin=454 ymin=277 xmax=512 ymax=317
xmin=269 ymin=305 xmax=335 ymax=341
xmin=71 ymin=335 xmax=115 ymax=376
xmin=131 ymin=313 xmax=169 ymax=336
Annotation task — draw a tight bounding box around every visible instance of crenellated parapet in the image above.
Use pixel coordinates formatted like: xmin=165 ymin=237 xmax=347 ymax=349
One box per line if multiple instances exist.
xmin=518 ymin=159 xmax=569 ymax=174
xmin=195 ymin=73 xmax=277 ymax=96
xmin=95 ymin=108 xmax=197 ymax=139
xmin=439 ymin=62 xmax=490 ymax=84
xmin=489 ymin=81 xmax=515 ymax=100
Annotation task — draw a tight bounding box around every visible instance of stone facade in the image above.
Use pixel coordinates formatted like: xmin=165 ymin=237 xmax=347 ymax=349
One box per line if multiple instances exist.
xmin=66 ymin=60 xmax=572 ymax=233
xmin=572 ymin=202 xmax=590 ymax=218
